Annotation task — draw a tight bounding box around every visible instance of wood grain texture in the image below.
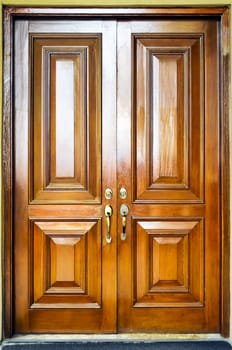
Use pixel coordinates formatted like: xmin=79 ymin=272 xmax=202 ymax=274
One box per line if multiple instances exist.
xmin=133 ymin=219 xmax=203 ymax=307
xmin=2 ymin=6 xmax=227 ymax=15
xmin=14 ymin=19 xmax=30 ymax=333
xmin=221 ymin=8 xmax=230 ymax=338
xmin=32 ymin=219 xmax=101 ymax=308
xmin=3 ymin=7 xmax=13 ymax=338
xmin=13 ymin=19 xmax=117 ymax=333
xmin=133 ymin=34 xmax=203 ymax=203
xmin=31 ymin=34 xmax=101 ymax=203
xmin=153 ymin=54 xmax=179 ymax=179
xmin=3 ymin=6 xmax=229 ymax=337
xmin=118 ymin=18 xmax=221 ymax=333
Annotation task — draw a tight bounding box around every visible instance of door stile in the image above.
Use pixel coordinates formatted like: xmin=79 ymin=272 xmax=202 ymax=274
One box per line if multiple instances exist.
xmin=14 ymin=19 xmax=30 ymax=331
xmin=3 ymin=7 xmax=14 ymax=337
xmin=117 ymin=21 xmax=133 ymax=331
xmin=220 ymin=8 xmax=230 ymax=337
xmin=101 ymin=20 xmax=118 ymax=332
xmin=203 ymin=19 xmax=221 ymax=329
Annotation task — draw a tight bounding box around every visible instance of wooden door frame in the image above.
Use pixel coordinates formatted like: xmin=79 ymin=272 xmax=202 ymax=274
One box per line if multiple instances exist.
xmin=2 ymin=5 xmax=230 ymax=338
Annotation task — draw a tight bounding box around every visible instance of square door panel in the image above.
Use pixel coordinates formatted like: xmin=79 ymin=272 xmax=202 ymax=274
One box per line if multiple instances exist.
xmin=132 ymin=34 xmax=204 ymax=203
xmin=133 ymin=218 xmax=204 ymax=307
xmin=30 ymin=34 xmax=101 ymax=203
xmin=30 ymin=219 xmax=101 ymax=308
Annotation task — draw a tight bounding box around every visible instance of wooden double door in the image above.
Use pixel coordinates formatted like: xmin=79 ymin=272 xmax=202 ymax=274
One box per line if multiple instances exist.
xmin=14 ymin=14 xmax=221 ymax=334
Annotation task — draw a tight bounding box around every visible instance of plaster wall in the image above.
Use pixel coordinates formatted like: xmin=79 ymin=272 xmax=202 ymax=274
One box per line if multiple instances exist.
xmin=0 ymin=0 xmax=231 ymax=340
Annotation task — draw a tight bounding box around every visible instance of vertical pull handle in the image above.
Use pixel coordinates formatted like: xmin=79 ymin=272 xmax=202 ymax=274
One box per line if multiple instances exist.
xmin=120 ymin=204 xmax=129 ymax=241
xmin=104 ymin=205 xmax=113 ymax=243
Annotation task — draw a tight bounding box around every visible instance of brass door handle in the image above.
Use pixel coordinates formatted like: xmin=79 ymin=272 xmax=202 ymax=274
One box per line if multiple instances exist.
xmin=120 ymin=204 xmax=129 ymax=240
xmin=104 ymin=205 xmax=113 ymax=243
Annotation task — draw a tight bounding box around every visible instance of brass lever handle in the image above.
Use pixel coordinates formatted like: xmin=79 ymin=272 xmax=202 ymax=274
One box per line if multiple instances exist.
xmin=120 ymin=204 xmax=129 ymax=240
xmin=104 ymin=205 xmax=113 ymax=243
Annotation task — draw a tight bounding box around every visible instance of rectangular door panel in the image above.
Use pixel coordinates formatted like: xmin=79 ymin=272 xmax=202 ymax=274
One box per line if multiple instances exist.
xmin=133 ymin=34 xmax=204 ymax=203
xmin=133 ymin=218 xmax=204 ymax=307
xmin=31 ymin=219 xmax=101 ymax=308
xmin=31 ymin=34 xmax=101 ymax=203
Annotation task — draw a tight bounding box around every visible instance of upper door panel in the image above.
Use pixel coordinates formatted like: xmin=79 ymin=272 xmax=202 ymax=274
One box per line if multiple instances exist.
xmin=31 ymin=34 xmax=101 ymax=203
xmin=133 ymin=34 xmax=204 ymax=203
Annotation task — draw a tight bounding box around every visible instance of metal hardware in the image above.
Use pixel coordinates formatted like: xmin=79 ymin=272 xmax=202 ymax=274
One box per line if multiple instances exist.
xmin=120 ymin=204 xmax=129 ymax=240
xmin=105 ymin=188 xmax=113 ymax=200
xmin=119 ymin=187 xmax=127 ymax=199
xmin=104 ymin=205 xmax=113 ymax=243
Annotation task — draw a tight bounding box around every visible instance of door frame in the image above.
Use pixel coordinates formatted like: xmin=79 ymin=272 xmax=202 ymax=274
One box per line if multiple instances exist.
xmin=2 ymin=5 xmax=230 ymax=338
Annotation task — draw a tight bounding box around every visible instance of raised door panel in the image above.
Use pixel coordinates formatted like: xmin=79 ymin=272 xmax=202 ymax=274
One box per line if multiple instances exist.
xmin=31 ymin=35 xmax=101 ymax=203
xmin=133 ymin=35 xmax=204 ymax=202
xmin=31 ymin=219 xmax=101 ymax=308
xmin=133 ymin=219 xmax=204 ymax=307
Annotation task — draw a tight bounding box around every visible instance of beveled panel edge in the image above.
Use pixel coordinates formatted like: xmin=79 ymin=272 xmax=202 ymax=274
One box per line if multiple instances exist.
xmin=42 ymin=41 xmax=87 ymax=188
xmin=136 ymin=219 xmax=200 ymax=230
xmin=133 ymin=301 xmax=204 ymax=308
xmin=53 ymin=58 xmax=76 ymax=179
xmin=30 ymin=302 xmax=101 ymax=309
xmin=150 ymin=52 xmax=185 ymax=184
xmin=34 ymin=220 xmax=97 ymax=232
xmin=151 ymin=234 xmax=189 ymax=293
xmin=28 ymin=217 xmax=102 ymax=229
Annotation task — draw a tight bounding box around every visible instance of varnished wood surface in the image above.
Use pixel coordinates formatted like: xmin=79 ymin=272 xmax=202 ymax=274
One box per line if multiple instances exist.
xmin=221 ymin=8 xmax=230 ymax=337
xmin=3 ymin=7 xmax=14 ymax=338
xmin=117 ymin=18 xmax=221 ymax=333
xmin=3 ymin=6 xmax=230 ymax=337
xmin=13 ymin=20 xmax=117 ymax=333
xmin=32 ymin=34 xmax=101 ymax=202
xmin=133 ymin=33 xmax=204 ymax=203
xmin=5 ymin=6 xmax=227 ymax=16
